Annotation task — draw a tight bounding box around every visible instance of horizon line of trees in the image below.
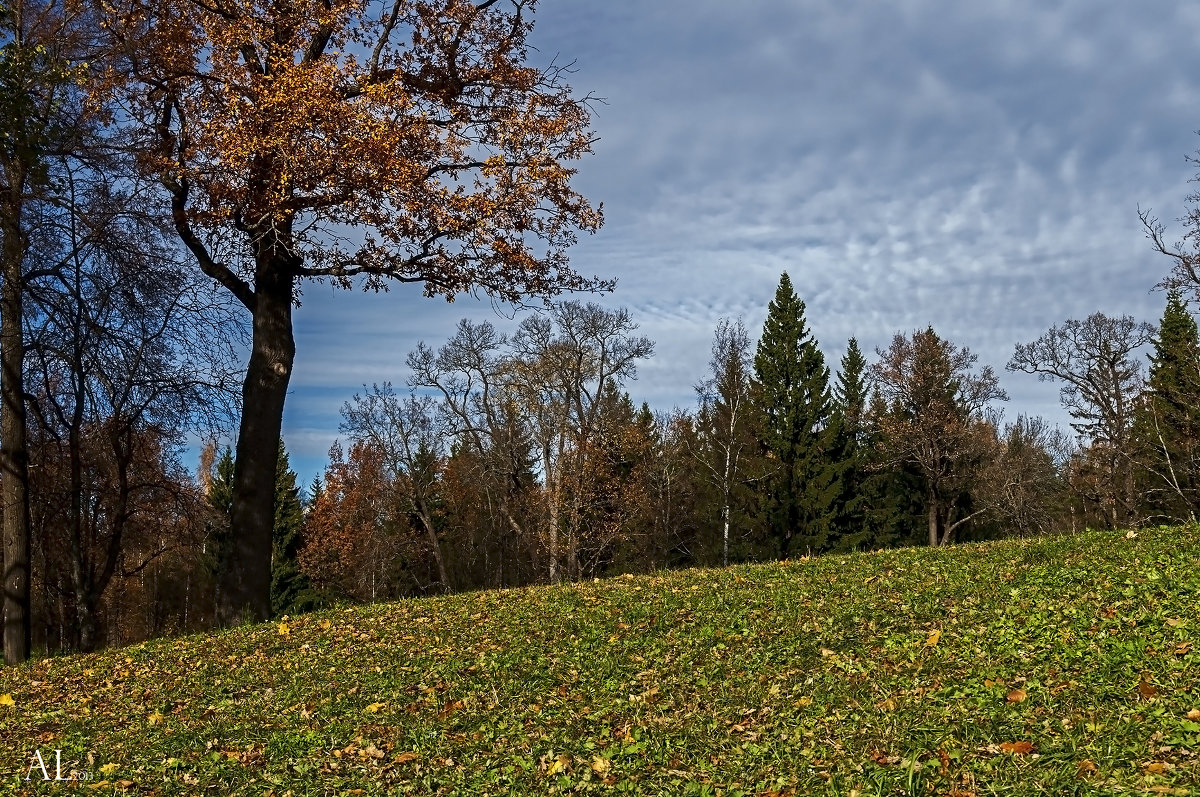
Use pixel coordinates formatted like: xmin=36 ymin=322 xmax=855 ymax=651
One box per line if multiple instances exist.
xmin=286 ymin=273 xmax=1200 ymax=606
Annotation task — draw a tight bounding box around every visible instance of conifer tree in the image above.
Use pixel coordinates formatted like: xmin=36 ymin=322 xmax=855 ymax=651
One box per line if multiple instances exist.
xmin=271 ymin=441 xmax=312 ymax=617
xmin=1137 ymin=291 xmax=1200 ymax=521
xmin=752 ymin=273 xmax=837 ymax=557
xmin=827 ymin=339 xmax=872 ymax=551
xmin=205 ymin=446 xmax=236 ymax=618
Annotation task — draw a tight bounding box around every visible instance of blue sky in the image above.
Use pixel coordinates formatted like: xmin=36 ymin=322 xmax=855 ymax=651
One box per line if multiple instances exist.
xmin=272 ymin=0 xmax=1200 ymax=488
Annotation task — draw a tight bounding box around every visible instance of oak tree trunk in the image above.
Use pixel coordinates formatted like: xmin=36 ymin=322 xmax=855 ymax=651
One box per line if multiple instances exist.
xmin=219 ymin=252 xmax=294 ymax=625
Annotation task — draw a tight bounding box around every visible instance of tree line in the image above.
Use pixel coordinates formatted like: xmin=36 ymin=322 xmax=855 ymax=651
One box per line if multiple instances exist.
xmin=3 ymin=0 xmax=1200 ymax=661
xmin=278 ymin=273 xmax=1200 ymax=609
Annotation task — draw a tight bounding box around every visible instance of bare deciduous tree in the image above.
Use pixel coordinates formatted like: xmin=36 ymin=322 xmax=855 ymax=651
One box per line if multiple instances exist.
xmin=1008 ymin=313 xmax=1153 ymax=528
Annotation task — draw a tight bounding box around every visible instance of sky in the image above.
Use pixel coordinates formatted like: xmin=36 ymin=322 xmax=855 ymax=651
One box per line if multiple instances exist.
xmin=272 ymin=0 xmax=1200 ymax=488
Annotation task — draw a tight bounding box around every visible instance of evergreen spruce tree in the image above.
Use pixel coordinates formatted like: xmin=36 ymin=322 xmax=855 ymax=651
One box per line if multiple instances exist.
xmin=752 ymin=273 xmax=837 ymax=557
xmin=827 ymin=339 xmax=871 ymax=551
xmin=1137 ymin=291 xmax=1200 ymax=521
xmin=205 ymin=447 xmax=236 ymax=618
xmin=271 ymin=440 xmax=313 ymax=617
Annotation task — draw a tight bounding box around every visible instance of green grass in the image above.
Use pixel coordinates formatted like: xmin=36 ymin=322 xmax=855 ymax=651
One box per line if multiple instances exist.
xmin=3 ymin=527 xmax=1200 ymax=795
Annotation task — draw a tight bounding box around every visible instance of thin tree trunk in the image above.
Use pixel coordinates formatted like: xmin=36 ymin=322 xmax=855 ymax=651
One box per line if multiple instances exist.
xmin=221 ymin=252 xmax=294 ymax=625
xmin=1 ymin=186 xmax=31 ymax=664
xmin=928 ymin=495 xmax=940 ymax=547
xmin=721 ymin=440 xmax=733 ymax=568
xmin=414 ymin=505 xmax=449 ymax=592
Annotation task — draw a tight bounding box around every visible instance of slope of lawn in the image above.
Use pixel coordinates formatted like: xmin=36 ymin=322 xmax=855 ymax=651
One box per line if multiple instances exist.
xmin=3 ymin=526 xmax=1200 ymax=796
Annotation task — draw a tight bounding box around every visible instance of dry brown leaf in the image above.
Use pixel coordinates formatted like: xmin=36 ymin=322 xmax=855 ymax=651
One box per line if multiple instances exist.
xmin=998 ymin=741 xmax=1035 ymax=755
xmin=1006 ymin=688 xmax=1027 ymax=703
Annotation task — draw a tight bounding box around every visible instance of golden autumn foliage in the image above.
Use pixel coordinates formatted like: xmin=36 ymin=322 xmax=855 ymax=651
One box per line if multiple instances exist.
xmin=110 ymin=0 xmax=605 ymax=301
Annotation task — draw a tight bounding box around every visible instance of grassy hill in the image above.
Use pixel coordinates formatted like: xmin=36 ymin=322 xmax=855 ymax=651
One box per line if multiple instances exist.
xmin=3 ymin=527 xmax=1199 ymax=795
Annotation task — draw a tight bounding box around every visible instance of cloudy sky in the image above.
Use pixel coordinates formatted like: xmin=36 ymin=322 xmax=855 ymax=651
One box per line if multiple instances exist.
xmin=277 ymin=0 xmax=1200 ymax=486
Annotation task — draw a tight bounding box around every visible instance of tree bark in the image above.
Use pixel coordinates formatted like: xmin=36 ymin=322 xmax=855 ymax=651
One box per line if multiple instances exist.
xmin=220 ymin=251 xmax=294 ymax=625
xmin=1 ymin=187 xmax=31 ymax=664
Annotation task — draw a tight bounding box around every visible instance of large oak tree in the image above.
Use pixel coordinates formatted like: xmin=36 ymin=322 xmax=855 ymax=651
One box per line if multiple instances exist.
xmin=111 ymin=0 xmax=606 ymax=622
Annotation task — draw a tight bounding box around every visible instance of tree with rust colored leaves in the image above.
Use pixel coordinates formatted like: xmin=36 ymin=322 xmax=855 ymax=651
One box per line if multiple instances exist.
xmin=873 ymin=328 xmax=1007 ymax=546
xmin=110 ymin=0 xmax=606 ymax=623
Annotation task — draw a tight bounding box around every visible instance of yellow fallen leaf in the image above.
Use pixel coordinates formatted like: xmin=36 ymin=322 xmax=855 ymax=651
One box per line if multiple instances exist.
xmin=925 ymin=629 xmax=941 ymax=647
xmin=364 ymin=702 xmax=387 ymax=713
xmin=277 ymin=622 xmax=290 ymax=636
xmin=590 ymin=755 xmax=611 ymax=775
xmin=0 ymin=693 xmax=14 ymax=707
xmin=147 ymin=711 xmax=164 ymax=725
xmin=99 ymin=763 xmax=120 ymax=776
xmin=319 ymin=619 xmax=332 ymax=630
xmin=548 ymin=753 xmax=571 ymax=775
xmin=1186 ymin=709 xmax=1200 ymax=720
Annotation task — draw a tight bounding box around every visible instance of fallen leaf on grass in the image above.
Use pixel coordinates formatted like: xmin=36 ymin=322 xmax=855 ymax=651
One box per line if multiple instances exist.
xmin=998 ymin=741 xmax=1035 ymax=755
xmin=364 ymin=702 xmax=387 ymax=713
xmin=0 ymin=693 xmax=13 ymax=707
xmin=1076 ymin=759 xmax=1097 ymax=777
xmin=925 ymin=629 xmax=941 ymax=647
xmin=590 ymin=756 xmax=611 ymax=775
xmin=1138 ymin=680 xmax=1159 ymax=701
xmin=1006 ymin=688 xmax=1027 ymax=703
xmin=1186 ymin=709 xmax=1200 ymax=720
xmin=393 ymin=752 xmax=418 ymax=764
xmin=277 ymin=622 xmax=290 ymax=636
